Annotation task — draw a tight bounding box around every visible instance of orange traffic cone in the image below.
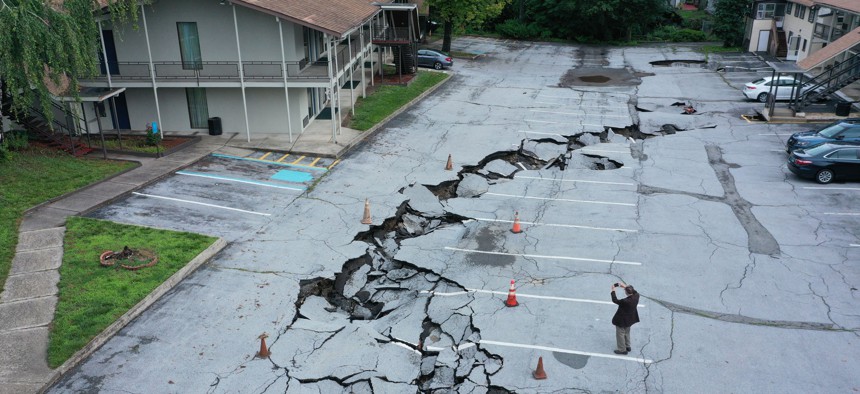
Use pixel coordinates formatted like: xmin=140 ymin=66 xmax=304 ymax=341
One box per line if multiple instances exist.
xmin=533 ymin=356 xmax=547 ymax=379
xmin=504 ymin=279 xmax=519 ymax=307
xmin=445 ymin=154 xmax=453 ymax=171
xmin=361 ymin=199 xmax=372 ymax=225
xmin=257 ymin=333 xmax=271 ymax=358
xmin=511 ymin=211 xmax=523 ymax=234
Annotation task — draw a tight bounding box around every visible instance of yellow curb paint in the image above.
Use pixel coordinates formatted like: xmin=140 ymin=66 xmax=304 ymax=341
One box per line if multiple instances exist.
xmin=276 ymin=154 xmax=290 ymax=162
xmin=259 ymin=152 xmax=272 ymax=160
xmin=290 ymin=155 xmax=306 ymax=164
xmin=309 ymin=157 xmax=321 ymax=167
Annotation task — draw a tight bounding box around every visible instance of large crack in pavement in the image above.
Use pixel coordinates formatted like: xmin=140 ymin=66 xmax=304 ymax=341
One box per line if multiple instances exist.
xmin=638 ymin=144 xmax=780 ymax=256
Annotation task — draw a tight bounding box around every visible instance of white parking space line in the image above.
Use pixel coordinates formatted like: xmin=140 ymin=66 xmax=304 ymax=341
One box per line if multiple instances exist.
xmin=479 ymin=340 xmax=653 ymax=364
xmin=850 ymin=244 xmax=860 ymax=247
xmin=517 ymin=130 xmax=565 ymax=137
xmin=823 ymin=212 xmax=860 ymax=216
xmin=525 ymin=119 xmax=604 ymax=127
xmin=485 ymin=192 xmax=636 ymax=207
xmin=530 ymin=109 xmax=629 ymax=118
xmin=131 ymin=192 xmax=272 ymax=217
xmin=757 ymin=133 xmax=794 ymax=136
xmin=579 ymin=148 xmax=629 ymax=154
xmin=514 ymin=175 xmax=635 ymax=186
xmin=803 ymin=187 xmax=860 ymax=191
xmin=472 ymin=217 xmax=637 ymax=233
xmin=444 ymin=247 xmax=642 ymax=266
xmin=420 ymin=289 xmax=646 ymax=307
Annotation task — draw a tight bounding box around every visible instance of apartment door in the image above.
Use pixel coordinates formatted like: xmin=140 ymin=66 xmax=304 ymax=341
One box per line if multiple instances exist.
xmin=786 ymin=36 xmax=801 ymax=60
xmin=109 ymin=93 xmax=131 ymax=130
xmin=757 ymin=30 xmax=770 ymax=52
xmin=99 ymin=30 xmax=120 ymax=75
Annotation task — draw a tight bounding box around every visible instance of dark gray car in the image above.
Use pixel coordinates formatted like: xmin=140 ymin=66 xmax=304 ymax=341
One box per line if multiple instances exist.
xmin=417 ymin=49 xmax=453 ymax=70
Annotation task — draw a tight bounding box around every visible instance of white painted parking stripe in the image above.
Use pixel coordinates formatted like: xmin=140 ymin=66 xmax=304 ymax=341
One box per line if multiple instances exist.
xmin=579 ymin=148 xmax=629 ymax=154
xmin=420 ymin=289 xmax=645 ymax=307
xmin=803 ymin=187 xmax=860 ymax=191
xmin=473 ymin=217 xmax=637 ymax=233
xmin=823 ymin=212 xmax=860 ymax=216
xmin=444 ymin=247 xmax=642 ymax=266
xmin=525 ymin=119 xmax=604 ymax=127
xmin=850 ymin=244 xmax=860 ymax=247
xmin=131 ymin=192 xmax=271 ymax=217
xmin=517 ymin=130 xmax=565 ymax=137
xmin=530 ymin=109 xmax=629 ymax=118
xmin=485 ymin=192 xmax=636 ymax=207
xmin=176 ymin=171 xmax=305 ymax=191
xmin=757 ymin=133 xmax=794 ymax=136
xmin=514 ymin=175 xmax=635 ymax=186
xmin=479 ymin=340 xmax=653 ymax=363
xmin=516 ymin=162 xmax=528 ymax=171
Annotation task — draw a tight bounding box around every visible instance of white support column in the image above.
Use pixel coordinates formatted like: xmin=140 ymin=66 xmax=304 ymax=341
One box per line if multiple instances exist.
xmin=277 ymin=17 xmax=294 ymax=142
xmin=360 ymin=23 xmax=367 ymax=98
xmin=233 ymin=4 xmax=251 ymax=142
xmin=98 ymin=21 xmax=112 ymax=88
xmin=370 ymin=15 xmax=375 ymax=86
xmin=141 ymin=5 xmax=163 ymax=137
xmin=333 ymin=38 xmax=342 ymax=136
xmin=348 ymin=34 xmax=355 ymax=116
xmin=326 ymin=35 xmax=337 ymax=143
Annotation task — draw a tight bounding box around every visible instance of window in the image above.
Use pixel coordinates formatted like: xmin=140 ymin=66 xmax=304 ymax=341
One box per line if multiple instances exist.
xmin=802 ymin=39 xmax=807 ymax=52
xmin=177 ymin=22 xmax=202 ymax=70
xmin=786 ymin=3 xmax=792 ymax=14
xmin=808 ymin=7 xmax=816 ymax=22
xmin=832 ymin=149 xmax=858 ymax=159
xmin=185 ymin=88 xmax=209 ymax=128
xmin=757 ymin=3 xmax=776 ymax=19
xmin=795 ymin=5 xmax=805 ymax=19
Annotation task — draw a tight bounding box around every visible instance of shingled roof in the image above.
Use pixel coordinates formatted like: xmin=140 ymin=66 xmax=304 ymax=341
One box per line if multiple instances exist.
xmin=230 ymin=0 xmax=386 ymax=38
xmin=798 ymin=26 xmax=860 ymax=70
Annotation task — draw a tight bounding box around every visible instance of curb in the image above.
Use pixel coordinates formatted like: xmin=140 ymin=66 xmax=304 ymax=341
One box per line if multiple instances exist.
xmin=335 ymin=71 xmax=452 ymax=158
xmin=38 ymin=237 xmax=228 ymax=393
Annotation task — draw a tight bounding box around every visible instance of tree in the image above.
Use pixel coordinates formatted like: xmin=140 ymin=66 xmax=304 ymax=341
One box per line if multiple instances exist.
xmin=712 ymin=0 xmax=751 ymax=47
xmin=511 ymin=0 xmax=666 ymax=42
xmin=425 ymin=0 xmax=511 ymax=52
xmin=0 ymin=0 xmax=139 ymax=122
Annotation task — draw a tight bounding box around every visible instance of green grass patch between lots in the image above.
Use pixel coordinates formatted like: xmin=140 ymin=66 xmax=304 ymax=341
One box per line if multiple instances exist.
xmin=48 ymin=217 xmax=217 ymax=368
xmin=349 ymin=71 xmax=449 ymax=131
xmin=0 ymin=149 xmax=136 ymax=294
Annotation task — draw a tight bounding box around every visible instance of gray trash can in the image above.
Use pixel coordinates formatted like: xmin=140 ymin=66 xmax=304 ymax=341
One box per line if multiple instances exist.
xmin=208 ymin=117 xmax=222 ymax=135
xmin=835 ymin=102 xmax=852 ymax=116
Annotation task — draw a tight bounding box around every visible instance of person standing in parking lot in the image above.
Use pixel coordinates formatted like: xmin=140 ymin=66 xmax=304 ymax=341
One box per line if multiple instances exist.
xmin=611 ymin=282 xmax=639 ymax=355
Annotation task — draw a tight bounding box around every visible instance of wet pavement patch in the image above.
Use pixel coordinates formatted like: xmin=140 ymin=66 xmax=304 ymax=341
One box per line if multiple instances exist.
xmin=466 ymin=227 xmax=514 ymax=267
xmin=553 ymin=352 xmax=589 ymax=369
xmin=559 ymin=67 xmax=647 ymax=87
xmin=649 ymin=59 xmax=707 ymax=67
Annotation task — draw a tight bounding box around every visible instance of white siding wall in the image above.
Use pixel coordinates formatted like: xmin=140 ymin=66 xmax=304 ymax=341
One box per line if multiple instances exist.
xmin=783 ymin=9 xmax=815 ymax=60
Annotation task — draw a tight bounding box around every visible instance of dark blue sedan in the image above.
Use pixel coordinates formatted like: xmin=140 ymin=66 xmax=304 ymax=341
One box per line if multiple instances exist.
xmin=787 ymin=143 xmax=860 ymax=184
xmin=786 ymin=118 xmax=860 ymax=152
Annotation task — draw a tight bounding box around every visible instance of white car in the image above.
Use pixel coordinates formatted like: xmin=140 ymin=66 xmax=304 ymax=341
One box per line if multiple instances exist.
xmin=743 ymin=76 xmax=813 ymax=103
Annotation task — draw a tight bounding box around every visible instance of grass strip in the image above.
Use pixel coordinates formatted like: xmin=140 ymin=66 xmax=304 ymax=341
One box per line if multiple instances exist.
xmin=48 ymin=217 xmax=217 ymax=367
xmin=0 ymin=149 xmax=136 ymax=293
xmin=349 ymin=71 xmax=449 ymax=131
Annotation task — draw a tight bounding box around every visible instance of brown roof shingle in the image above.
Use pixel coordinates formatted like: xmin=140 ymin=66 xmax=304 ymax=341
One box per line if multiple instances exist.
xmin=798 ymin=26 xmax=860 ymax=70
xmin=231 ymin=0 xmax=385 ymax=38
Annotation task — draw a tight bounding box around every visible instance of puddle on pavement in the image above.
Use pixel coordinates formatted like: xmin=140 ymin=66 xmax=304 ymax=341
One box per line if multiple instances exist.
xmin=579 ymin=75 xmax=611 ymax=83
xmin=467 ymin=227 xmax=514 ymax=267
xmin=650 ymin=59 xmax=707 ymax=67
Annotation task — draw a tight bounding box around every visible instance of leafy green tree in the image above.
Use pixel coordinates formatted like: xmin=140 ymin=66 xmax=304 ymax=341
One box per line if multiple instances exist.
xmin=712 ymin=0 xmax=751 ymax=47
xmin=512 ymin=0 xmax=666 ymax=42
xmin=426 ymin=0 xmax=511 ymax=52
xmin=0 ymin=0 xmax=139 ymax=122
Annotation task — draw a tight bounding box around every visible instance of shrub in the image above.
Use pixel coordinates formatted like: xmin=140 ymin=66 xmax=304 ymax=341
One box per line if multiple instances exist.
xmin=144 ymin=124 xmax=161 ymax=146
xmin=647 ymin=26 xmax=708 ymax=42
xmin=0 ymin=129 xmax=29 ymax=160
xmin=496 ymin=19 xmax=549 ymax=40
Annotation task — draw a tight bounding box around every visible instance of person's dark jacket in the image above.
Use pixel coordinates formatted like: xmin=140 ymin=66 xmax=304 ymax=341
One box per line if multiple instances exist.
xmin=611 ymin=290 xmax=640 ymax=328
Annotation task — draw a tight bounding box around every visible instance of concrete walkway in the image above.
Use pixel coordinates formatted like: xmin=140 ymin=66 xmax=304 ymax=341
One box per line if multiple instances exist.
xmin=0 ymin=71 xmax=450 ymax=393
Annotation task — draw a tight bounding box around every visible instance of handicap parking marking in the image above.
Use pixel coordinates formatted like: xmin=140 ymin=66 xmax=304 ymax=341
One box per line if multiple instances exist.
xmin=176 ymin=171 xmax=306 ymax=191
xmin=444 ymin=247 xmax=642 ymax=266
xmin=212 ymin=153 xmax=327 ymax=172
xmin=270 ymin=169 xmax=314 ymax=183
xmin=241 ymin=151 xmax=337 ymax=170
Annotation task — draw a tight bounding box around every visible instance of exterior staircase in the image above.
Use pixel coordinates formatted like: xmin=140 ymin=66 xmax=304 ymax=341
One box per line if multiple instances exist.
xmin=1 ymin=91 xmax=92 ymax=156
xmin=791 ymin=52 xmax=860 ymax=112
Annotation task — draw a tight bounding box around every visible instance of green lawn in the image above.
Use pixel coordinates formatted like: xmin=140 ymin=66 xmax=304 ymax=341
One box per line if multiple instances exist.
xmin=48 ymin=217 xmax=217 ymax=367
xmin=349 ymin=71 xmax=449 ymax=131
xmin=0 ymin=149 xmax=136 ymax=294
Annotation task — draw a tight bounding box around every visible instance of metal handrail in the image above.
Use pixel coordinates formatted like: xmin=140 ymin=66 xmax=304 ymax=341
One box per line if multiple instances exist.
xmin=792 ymin=52 xmax=860 ymax=110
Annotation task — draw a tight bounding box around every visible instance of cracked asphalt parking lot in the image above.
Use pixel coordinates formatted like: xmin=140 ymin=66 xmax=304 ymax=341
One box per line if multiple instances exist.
xmin=49 ymin=39 xmax=860 ymax=393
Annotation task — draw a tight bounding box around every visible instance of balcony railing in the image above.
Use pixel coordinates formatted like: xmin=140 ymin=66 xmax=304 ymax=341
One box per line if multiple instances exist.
xmin=371 ymin=26 xmax=413 ymax=43
xmin=87 ymin=44 xmax=366 ymax=84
